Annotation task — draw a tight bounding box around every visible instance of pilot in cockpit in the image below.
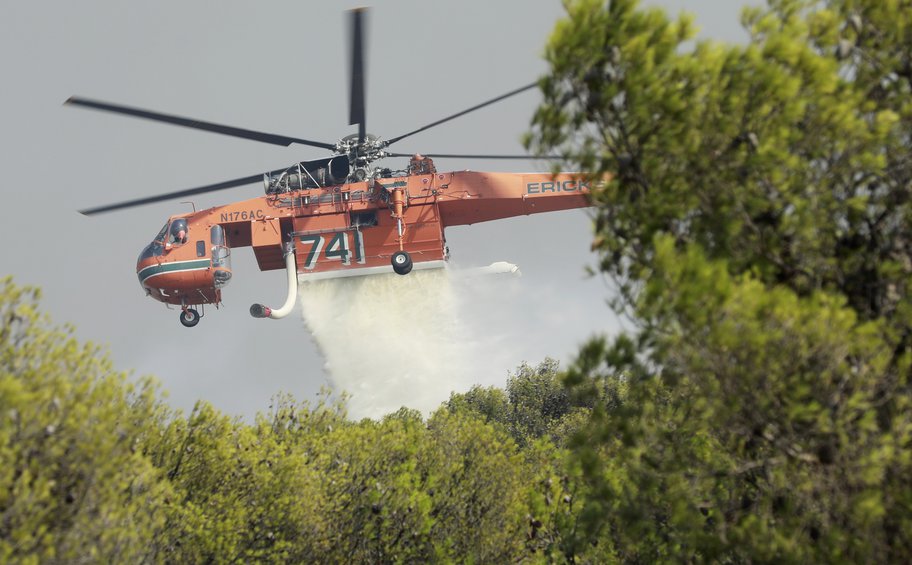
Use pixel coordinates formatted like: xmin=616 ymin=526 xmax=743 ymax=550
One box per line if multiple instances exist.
xmin=169 ymin=218 xmax=189 ymax=245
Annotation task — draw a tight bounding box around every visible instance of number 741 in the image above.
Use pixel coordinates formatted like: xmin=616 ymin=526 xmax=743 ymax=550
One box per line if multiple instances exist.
xmin=298 ymin=231 xmax=366 ymax=269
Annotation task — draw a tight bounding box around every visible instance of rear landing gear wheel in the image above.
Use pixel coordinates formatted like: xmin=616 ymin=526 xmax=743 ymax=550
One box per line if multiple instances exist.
xmin=180 ymin=308 xmax=200 ymax=328
xmin=391 ymin=251 xmax=412 ymax=275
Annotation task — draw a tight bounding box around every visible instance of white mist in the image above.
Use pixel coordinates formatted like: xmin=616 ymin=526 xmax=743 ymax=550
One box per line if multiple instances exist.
xmin=299 ymin=269 xmax=500 ymax=419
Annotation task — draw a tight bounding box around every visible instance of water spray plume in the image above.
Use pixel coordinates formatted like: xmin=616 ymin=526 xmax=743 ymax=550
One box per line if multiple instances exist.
xmin=299 ymin=269 xmax=489 ymax=419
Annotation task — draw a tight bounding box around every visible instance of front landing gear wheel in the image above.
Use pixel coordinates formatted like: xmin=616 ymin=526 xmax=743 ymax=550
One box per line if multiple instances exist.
xmin=391 ymin=251 xmax=412 ymax=275
xmin=180 ymin=308 xmax=201 ymax=328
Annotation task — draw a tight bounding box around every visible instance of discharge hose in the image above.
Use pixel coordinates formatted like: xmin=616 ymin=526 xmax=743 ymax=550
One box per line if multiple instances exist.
xmin=250 ymin=245 xmax=297 ymax=320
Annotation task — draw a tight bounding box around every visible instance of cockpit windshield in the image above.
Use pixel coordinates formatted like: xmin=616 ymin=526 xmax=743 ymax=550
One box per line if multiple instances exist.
xmin=154 ymin=221 xmax=169 ymax=242
xmin=138 ymin=240 xmax=164 ymax=261
xmin=138 ymin=218 xmax=190 ymax=262
xmin=138 ymin=221 xmax=170 ymax=261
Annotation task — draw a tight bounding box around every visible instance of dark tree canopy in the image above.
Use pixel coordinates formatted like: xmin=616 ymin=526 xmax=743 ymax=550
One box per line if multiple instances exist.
xmin=530 ymin=0 xmax=912 ymax=329
xmin=527 ymin=0 xmax=912 ymax=561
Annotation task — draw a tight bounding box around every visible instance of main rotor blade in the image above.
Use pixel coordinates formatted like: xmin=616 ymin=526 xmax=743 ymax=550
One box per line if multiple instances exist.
xmin=79 ymin=169 xmax=285 ymax=216
xmin=349 ymin=8 xmax=367 ymax=143
xmin=385 ymin=82 xmax=538 ymax=146
xmin=387 ymin=151 xmax=562 ymax=160
xmin=66 ymin=97 xmax=337 ymax=150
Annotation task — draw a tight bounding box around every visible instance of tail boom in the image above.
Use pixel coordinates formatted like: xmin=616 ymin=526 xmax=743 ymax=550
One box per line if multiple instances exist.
xmin=437 ymin=171 xmax=593 ymax=227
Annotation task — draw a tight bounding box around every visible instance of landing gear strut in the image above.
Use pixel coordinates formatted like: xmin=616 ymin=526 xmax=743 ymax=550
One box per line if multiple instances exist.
xmin=180 ymin=308 xmax=200 ymax=328
xmin=388 ymin=185 xmax=412 ymax=276
xmin=391 ymin=251 xmax=412 ymax=275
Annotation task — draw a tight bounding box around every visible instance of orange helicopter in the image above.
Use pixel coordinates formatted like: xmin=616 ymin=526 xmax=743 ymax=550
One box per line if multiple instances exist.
xmin=68 ymin=9 xmax=593 ymax=328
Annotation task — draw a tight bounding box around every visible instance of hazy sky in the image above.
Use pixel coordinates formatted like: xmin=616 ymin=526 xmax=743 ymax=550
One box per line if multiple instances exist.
xmin=0 ymin=0 xmax=752 ymax=419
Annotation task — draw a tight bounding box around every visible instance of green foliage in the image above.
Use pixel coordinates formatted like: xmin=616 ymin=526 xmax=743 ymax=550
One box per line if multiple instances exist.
xmin=530 ymin=0 xmax=912 ymax=328
xmin=528 ymin=0 xmax=912 ymax=561
xmin=0 ymin=277 xmax=602 ymax=562
xmin=447 ymin=358 xmax=600 ymax=448
xmin=566 ymin=240 xmax=910 ymax=561
xmin=0 ymin=276 xmax=173 ymax=563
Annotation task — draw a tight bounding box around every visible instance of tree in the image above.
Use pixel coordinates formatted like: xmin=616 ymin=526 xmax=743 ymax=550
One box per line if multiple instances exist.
xmin=528 ymin=0 xmax=912 ymax=561
xmin=308 ymin=408 xmax=532 ymax=563
xmin=0 ymin=277 xmax=590 ymax=562
xmin=530 ymin=0 xmax=912 ymax=330
xmin=446 ymin=359 xmax=595 ymax=447
xmin=0 ymin=277 xmax=174 ymax=562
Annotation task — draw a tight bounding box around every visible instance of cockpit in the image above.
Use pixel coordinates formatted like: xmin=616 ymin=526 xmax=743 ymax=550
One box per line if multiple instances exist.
xmin=138 ymin=217 xmax=191 ymax=261
xmin=136 ymin=218 xmax=233 ymax=311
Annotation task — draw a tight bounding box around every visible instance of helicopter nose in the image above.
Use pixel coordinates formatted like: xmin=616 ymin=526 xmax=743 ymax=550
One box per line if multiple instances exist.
xmin=138 ymin=268 xmax=178 ymax=293
xmin=136 ymin=257 xmax=218 ymax=302
xmin=138 ymin=258 xmax=200 ymax=287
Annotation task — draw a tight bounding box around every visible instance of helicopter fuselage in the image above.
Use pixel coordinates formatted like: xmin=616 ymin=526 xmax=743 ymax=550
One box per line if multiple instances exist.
xmin=135 ymin=166 xmax=593 ymax=323
xmin=70 ymin=9 xmax=594 ymax=327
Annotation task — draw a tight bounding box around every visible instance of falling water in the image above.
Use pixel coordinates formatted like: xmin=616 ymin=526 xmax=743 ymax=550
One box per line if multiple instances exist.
xmin=299 ymin=268 xmax=512 ymax=419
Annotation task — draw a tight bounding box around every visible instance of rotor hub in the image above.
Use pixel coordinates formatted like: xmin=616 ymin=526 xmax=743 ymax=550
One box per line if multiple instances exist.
xmin=335 ymin=133 xmax=387 ymax=182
